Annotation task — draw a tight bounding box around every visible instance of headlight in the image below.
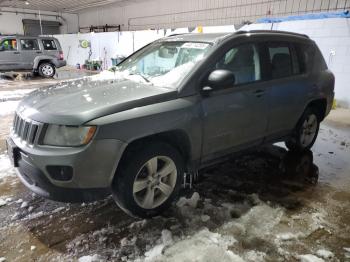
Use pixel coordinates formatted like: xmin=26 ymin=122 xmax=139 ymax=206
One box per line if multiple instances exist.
xmin=43 ymin=125 xmax=96 ymax=146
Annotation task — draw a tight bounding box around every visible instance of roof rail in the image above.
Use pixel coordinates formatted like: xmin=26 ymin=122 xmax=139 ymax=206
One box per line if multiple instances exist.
xmin=166 ymin=33 xmax=188 ymax=37
xmin=235 ymin=30 xmax=309 ymax=39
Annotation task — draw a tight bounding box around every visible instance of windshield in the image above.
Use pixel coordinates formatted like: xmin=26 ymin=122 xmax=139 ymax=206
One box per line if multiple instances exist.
xmin=115 ymin=41 xmax=212 ymax=89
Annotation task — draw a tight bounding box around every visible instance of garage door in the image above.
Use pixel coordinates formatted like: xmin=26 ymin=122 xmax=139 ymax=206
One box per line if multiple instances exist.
xmin=23 ymin=19 xmax=61 ymax=36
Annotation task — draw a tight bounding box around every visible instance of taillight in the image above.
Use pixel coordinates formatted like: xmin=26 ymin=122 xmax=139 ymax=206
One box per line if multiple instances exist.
xmin=59 ymin=51 xmax=64 ymax=60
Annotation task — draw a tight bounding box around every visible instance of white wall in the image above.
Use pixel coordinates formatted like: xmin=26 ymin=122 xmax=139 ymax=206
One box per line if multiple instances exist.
xmin=54 ymin=30 xmax=163 ymax=68
xmin=54 ymin=25 xmax=235 ymax=68
xmin=242 ymin=18 xmax=350 ymax=108
xmin=78 ymin=0 xmax=350 ymax=31
xmin=0 ymin=7 xmax=78 ymax=35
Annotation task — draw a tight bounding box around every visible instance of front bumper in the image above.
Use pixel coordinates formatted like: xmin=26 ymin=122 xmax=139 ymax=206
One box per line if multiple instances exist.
xmin=7 ymin=135 xmax=127 ymax=202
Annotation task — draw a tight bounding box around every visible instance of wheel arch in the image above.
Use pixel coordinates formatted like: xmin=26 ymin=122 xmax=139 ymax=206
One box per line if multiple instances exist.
xmin=113 ymin=129 xmax=192 ymax=181
xmin=33 ymin=56 xmax=57 ymax=70
xmin=305 ymin=98 xmax=327 ymax=121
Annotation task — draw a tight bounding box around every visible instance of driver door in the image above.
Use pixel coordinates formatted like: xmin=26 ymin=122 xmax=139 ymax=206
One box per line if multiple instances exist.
xmin=0 ymin=38 xmax=21 ymax=71
xmin=200 ymin=42 xmax=269 ymax=161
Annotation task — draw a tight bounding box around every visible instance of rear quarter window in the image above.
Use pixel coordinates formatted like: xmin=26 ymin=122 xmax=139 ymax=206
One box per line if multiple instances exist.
xmin=295 ymin=42 xmax=327 ymax=73
xmin=42 ymin=39 xmax=57 ymax=50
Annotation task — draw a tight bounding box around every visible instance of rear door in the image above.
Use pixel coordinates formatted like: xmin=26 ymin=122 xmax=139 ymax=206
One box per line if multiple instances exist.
xmin=19 ymin=38 xmax=42 ymax=70
xmin=200 ymin=42 xmax=269 ymax=161
xmin=263 ymin=41 xmax=312 ymax=137
xmin=0 ymin=38 xmax=21 ymax=70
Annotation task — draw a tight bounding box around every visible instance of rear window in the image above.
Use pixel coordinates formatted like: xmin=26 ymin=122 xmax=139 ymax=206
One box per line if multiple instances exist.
xmin=42 ymin=39 xmax=57 ymax=50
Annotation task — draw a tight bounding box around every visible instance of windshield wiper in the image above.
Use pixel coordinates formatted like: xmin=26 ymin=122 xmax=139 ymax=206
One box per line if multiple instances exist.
xmin=129 ymin=73 xmax=151 ymax=83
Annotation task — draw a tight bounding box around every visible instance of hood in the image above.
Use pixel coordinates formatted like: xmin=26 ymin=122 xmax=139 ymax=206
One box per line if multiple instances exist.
xmin=17 ymin=76 xmax=177 ymax=125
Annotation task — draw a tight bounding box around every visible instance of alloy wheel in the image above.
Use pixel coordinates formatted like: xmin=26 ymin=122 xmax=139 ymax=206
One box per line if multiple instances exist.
xmin=300 ymin=114 xmax=318 ymax=147
xmin=133 ymin=156 xmax=177 ymax=209
xmin=41 ymin=64 xmax=54 ymax=76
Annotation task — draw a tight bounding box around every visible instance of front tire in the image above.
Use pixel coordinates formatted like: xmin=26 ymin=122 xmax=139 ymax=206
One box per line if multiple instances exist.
xmin=285 ymin=108 xmax=320 ymax=151
xmin=38 ymin=62 xmax=56 ymax=78
xmin=112 ymin=142 xmax=184 ymax=218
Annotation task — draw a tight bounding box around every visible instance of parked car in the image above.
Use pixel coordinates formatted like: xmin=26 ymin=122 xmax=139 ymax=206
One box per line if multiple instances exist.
xmin=0 ymin=35 xmax=66 ymax=78
xmin=7 ymin=30 xmax=334 ymax=218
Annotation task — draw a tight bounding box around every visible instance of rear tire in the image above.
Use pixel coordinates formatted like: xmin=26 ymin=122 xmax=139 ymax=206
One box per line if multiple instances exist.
xmin=112 ymin=141 xmax=184 ymax=218
xmin=285 ymin=107 xmax=320 ymax=151
xmin=38 ymin=62 xmax=56 ymax=78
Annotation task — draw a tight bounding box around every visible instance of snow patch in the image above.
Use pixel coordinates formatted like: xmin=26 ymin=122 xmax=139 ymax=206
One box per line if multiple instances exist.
xmin=78 ymin=254 xmax=104 ymax=262
xmin=276 ymin=232 xmax=303 ymax=241
xmin=298 ymin=254 xmax=325 ymax=262
xmin=176 ymin=192 xmax=200 ymax=208
xmin=0 ymin=197 xmax=13 ymax=207
xmin=344 ymin=247 xmax=350 ymax=258
xmin=129 ymin=219 xmax=147 ymax=229
xmin=201 ymin=214 xmax=210 ymax=222
xmin=0 ymin=89 xmax=34 ymax=100
xmin=144 ymin=228 xmax=240 ymax=262
xmin=0 ymin=154 xmax=15 ymax=179
xmin=51 ymin=207 xmax=65 ymax=213
xmin=244 ymin=250 xmax=266 ymax=262
xmin=315 ymin=249 xmax=334 ymax=259
xmin=161 ymin=229 xmax=173 ymax=246
xmin=144 ymin=244 xmax=165 ymax=261
xmin=20 ymin=201 xmax=28 ymax=208
xmin=28 ymin=211 xmax=44 ymax=220
xmin=0 ymin=101 xmax=19 ymax=116
xmin=15 ymin=199 xmax=23 ymax=204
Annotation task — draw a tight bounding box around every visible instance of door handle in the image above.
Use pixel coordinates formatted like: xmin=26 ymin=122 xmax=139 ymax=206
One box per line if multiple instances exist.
xmin=14 ymin=52 xmax=20 ymax=54
xmin=36 ymin=51 xmax=42 ymax=54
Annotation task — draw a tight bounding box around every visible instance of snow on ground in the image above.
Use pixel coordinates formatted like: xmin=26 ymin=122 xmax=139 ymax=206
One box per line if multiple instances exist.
xmin=60 ymin=187 xmax=341 ymax=262
xmin=0 ymin=100 xmax=19 ymax=116
xmin=0 ymin=87 xmax=33 ymax=116
xmin=128 ymin=193 xmax=284 ymax=261
xmin=142 ymin=228 xmax=241 ymax=262
xmin=0 ymin=154 xmax=15 ymax=179
xmin=0 ymin=89 xmax=34 ymax=101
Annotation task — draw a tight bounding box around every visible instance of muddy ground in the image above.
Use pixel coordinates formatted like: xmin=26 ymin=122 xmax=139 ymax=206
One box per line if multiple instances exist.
xmin=0 ymin=74 xmax=349 ymax=262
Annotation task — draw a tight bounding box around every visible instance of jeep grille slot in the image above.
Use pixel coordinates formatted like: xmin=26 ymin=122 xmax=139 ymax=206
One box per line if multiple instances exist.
xmin=12 ymin=114 xmax=40 ymax=145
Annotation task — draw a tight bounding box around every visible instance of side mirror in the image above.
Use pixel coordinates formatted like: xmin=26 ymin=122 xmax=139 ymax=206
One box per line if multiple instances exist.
xmin=202 ymin=69 xmax=235 ymax=94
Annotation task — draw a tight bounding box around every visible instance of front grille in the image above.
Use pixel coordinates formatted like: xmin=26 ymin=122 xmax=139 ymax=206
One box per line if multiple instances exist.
xmin=12 ymin=113 xmax=40 ymax=145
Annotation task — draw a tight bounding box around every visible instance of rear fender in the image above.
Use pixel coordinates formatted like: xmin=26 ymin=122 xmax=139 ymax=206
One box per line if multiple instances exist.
xmin=33 ymin=56 xmax=58 ymax=69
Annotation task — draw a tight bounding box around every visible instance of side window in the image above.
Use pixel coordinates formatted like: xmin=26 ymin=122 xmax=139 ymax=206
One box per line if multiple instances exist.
xmin=0 ymin=39 xmax=17 ymax=51
xmin=42 ymin=40 xmax=57 ymax=50
xmin=216 ymin=44 xmax=261 ymax=85
xmin=296 ymin=43 xmax=325 ymax=73
xmin=268 ymin=43 xmax=293 ymax=79
xmin=20 ymin=39 xmax=39 ymax=50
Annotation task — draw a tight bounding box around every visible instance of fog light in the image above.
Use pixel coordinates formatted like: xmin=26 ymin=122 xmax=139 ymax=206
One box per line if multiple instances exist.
xmin=47 ymin=166 xmax=73 ymax=181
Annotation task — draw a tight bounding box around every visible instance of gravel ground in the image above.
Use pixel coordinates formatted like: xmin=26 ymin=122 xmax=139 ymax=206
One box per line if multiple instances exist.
xmin=0 ymin=75 xmax=349 ymax=262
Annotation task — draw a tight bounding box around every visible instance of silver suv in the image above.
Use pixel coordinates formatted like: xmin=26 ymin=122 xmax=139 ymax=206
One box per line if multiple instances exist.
xmin=0 ymin=36 xmax=66 ymax=78
xmin=7 ymin=31 xmax=334 ymax=218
